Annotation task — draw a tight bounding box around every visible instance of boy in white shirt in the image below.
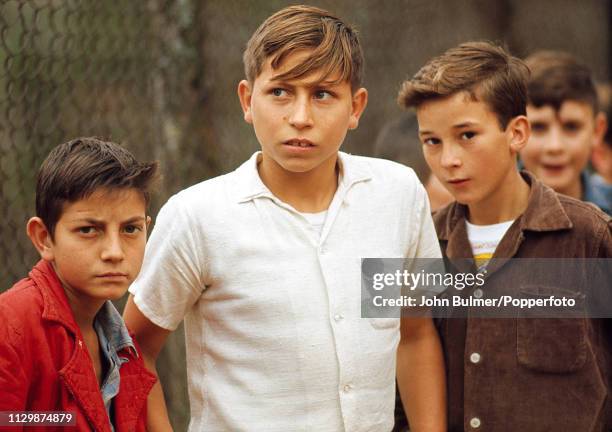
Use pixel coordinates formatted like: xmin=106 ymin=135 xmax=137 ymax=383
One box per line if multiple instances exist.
xmin=124 ymin=5 xmax=445 ymax=431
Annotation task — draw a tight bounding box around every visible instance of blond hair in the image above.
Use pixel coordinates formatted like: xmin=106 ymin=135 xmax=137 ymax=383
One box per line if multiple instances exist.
xmin=243 ymin=5 xmax=364 ymax=91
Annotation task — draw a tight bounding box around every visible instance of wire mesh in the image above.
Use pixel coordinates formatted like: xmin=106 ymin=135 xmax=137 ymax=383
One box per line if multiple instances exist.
xmin=0 ymin=0 xmax=210 ymax=291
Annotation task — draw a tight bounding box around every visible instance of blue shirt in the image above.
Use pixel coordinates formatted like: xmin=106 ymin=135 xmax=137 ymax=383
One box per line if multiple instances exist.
xmin=583 ymin=172 xmax=612 ymax=215
xmin=93 ymin=301 xmax=137 ymax=431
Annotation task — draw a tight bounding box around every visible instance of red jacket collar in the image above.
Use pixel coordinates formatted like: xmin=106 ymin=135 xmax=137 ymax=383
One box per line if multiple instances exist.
xmin=29 ymin=260 xmax=81 ymax=335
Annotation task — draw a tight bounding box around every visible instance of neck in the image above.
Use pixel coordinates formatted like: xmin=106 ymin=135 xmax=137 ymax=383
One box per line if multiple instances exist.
xmin=467 ymin=170 xmax=530 ymax=225
xmin=258 ymin=152 xmax=339 ymax=213
xmin=558 ymin=178 xmax=583 ymax=200
xmin=54 ymin=268 xmax=104 ymax=331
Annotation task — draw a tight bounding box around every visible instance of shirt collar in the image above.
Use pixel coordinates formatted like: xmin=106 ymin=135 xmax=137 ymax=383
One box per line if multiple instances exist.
xmin=438 ymin=170 xmax=572 ymax=241
xmin=235 ymin=151 xmax=373 ymax=204
xmin=94 ymin=301 xmax=137 ymax=357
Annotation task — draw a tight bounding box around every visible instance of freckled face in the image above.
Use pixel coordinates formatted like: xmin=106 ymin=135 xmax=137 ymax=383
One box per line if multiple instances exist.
xmin=239 ymin=50 xmax=367 ymax=176
xmin=48 ymin=188 xmax=148 ymax=303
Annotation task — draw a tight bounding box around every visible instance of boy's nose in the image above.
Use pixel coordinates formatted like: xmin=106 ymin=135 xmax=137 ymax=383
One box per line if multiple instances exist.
xmin=440 ymin=144 xmax=462 ymax=169
xmin=100 ymin=233 xmax=125 ymax=262
xmin=288 ymin=97 xmax=314 ymax=129
xmin=542 ymin=127 xmax=565 ymax=153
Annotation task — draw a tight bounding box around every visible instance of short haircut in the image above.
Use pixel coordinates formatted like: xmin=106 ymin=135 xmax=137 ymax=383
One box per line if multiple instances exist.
xmin=398 ymin=41 xmax=529 ymax=130
xmin=525 ymin=50 xmax=598 ymax=113
xmin=373 ymin=113 xmax=431 ymax=184
xmin=243 ymin=5 xmax=364 ymax=91
xmin=36 ymin=137 xmax=159 ymax=239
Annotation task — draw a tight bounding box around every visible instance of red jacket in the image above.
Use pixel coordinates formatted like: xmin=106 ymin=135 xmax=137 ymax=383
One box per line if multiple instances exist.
xmin=0 ymin=260 xmax=157 ymax=431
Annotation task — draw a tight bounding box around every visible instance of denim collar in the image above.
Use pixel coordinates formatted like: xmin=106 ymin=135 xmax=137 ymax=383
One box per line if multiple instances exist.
xmin=94 ymin=301 xmax=136 ymax=357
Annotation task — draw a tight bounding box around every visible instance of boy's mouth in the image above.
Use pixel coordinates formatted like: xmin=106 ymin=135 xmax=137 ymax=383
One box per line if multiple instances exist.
xmin=96 ymin=272 xmax=128 ymax=279
xmin=283 ymin=139 xmax=314 ymax=148
xmin=447 ymin=178 xmax=470 ymax=186
xmin=540 ymin=162 xmax=567 ymax=174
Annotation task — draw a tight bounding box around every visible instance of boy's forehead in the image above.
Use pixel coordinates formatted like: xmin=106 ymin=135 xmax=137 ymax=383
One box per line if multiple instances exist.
xmin=60 ymin=188 xmax=146 ymax=219
xmin=528 ymin=100 xmax=595 ymax=120
xmin=258 ymin=49 xmax=347 ymax=87
xmin=416 ymin=92 xmax=494 ymax=125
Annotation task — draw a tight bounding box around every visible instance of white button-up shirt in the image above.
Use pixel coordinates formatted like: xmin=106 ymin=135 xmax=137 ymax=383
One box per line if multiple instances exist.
xmin=129 ymin=152 xmax=441 ymax=431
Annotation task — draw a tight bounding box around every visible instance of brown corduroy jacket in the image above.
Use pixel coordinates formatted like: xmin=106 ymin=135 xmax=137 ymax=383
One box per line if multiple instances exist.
xmin=434 ymin=171 xmax=612 ymax=432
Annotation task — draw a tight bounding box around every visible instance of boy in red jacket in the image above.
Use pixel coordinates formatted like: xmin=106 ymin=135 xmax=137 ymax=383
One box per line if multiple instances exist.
xmin=0 ymin=137 xmax=160 ymax=431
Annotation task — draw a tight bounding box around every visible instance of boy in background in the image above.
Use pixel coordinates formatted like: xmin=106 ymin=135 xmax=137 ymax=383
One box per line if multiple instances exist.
xmin=399 ymin=41 xmax=611 ymax=431
xmin=591 ymin=83 xmax=612 ymax=212
xmin=520 ymin=50 xmax=610 ymax=214
xmin=124 ymin=5 xmax=446 ymax=431
xmin=0 ymin=138 xmax=159 ymax=431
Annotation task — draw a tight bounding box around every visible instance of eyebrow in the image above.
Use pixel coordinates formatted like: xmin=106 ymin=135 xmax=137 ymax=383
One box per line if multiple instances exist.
xmin=267 ymin=77 xmax=341 ymax=88
xmin=71 ymin=216 xmax=146 ymax=225
xmin=419 ymin=121 xmax=480 ymax=136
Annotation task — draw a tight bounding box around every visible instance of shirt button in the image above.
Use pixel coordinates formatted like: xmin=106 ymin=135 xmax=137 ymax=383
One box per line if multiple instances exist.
xmin=343 ymin=384 xmax=352 ymax=393
xmin=470 ymin=352 xmax=481 ymax=364
xmin=470 ymin=417 xmax=481 ymax=428
xmin=473 ymin=288 xmax=483 ymax=299
xmin=334 ymin=314 xmax=344 ymax=322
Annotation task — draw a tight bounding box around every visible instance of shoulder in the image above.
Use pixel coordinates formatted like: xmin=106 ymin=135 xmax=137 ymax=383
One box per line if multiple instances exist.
xmin=557 ymin=194 xmax=611 ymax=244
xmin=0 ymin=277 xmax=44 ymax=321
xmin=558 ymin=194 xmax=610 ymax=228
xmin=0 ymin=277 xmax=44 ymax=345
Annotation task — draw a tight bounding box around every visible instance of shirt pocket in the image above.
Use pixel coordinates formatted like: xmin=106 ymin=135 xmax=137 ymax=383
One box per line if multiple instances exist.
xmin=516 ymin=285 xmax=587 ymax=374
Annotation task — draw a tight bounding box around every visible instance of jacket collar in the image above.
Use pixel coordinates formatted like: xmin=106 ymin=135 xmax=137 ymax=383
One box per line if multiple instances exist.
xmin=235 ymin=151 xmax=372 ymax=204
xmin=438 ymin=170 xmax=572 ymax=242
xmin=30 ymin=260 xmax=80 ymax=334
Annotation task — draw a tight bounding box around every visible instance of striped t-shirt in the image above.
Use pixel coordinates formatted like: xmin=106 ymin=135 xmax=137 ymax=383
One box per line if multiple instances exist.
xmin=466 ymin=219 xmax=514 ymax=270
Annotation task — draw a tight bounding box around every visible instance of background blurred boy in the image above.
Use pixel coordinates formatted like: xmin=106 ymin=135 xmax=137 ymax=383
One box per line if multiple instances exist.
xmin=520 ymin=50 xmax=610 ymax=214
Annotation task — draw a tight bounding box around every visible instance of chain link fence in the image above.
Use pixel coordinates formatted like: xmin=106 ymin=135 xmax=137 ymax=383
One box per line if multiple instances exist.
xmin=0 ymin=0 xmax=222 ymax=291
xmin=0 ymin=1 xmax=210 ymax=428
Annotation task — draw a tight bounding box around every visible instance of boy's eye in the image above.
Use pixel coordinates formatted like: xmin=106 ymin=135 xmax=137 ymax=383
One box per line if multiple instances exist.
xmin=460 ymin=131 xmax=476 ymax=140
xmin=423 ymin=137 xmax=441 ymax=146
xmin=562 ymin=121 xmax=581 ymax=133
xmin=123 ymin=225 xmax=143 ymax=234
xmin=271 ymin=88 xmax=287 ymax=97
xmin=77 ymin=226 xmax=97 ymax=235
xmin=314 ymin=90 xmax=332 ymax=100
xmin=530 ymin=122 xmax=548 ymax=133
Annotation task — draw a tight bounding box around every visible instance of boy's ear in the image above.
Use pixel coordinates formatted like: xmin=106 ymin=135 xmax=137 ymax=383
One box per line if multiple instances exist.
xmin=145 ymin=215 xmax=152 ymax=232
xmin=348 ymin=88 xmax=368 ymax=130
xmin=26 ymin=217 xmax=54 ymax=261
xmin=237 ymin=80 xmax=254 ymax=124
xmin=508 ymin=115 xmax=530 ymax=153
xmin=593 ymin=111 xmax=607 ymax=145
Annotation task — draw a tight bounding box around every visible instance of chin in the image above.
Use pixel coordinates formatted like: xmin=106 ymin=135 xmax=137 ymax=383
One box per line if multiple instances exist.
xmin=280 ymin=160 xmax=318 ymax=173
xmin=97 ymin=285 xmax=130 ymax=301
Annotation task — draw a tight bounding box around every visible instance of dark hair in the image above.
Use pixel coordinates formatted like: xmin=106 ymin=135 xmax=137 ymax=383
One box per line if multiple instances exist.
xmin=398 ymin=41 xmax=529 ymax=130
xmin=36 ymin=137 xmax=159 ymax=239
xmin=525 ymin=50 xmax=598 ymax=113
xmin=243 ymin=5 xmax=364 ymax=91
